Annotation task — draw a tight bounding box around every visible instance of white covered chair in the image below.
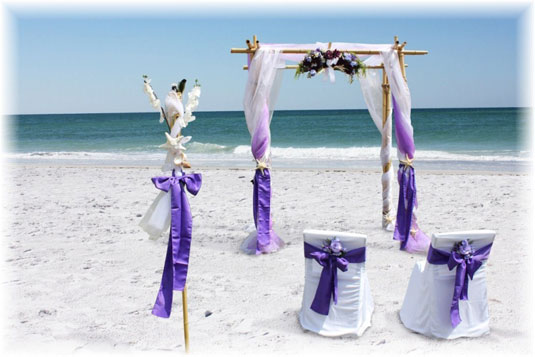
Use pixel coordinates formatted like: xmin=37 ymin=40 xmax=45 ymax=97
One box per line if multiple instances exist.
xmin=400 ymin=230 xmax=496 ymax=339
xmin=299 ymin=229 xmax=374 ymax=337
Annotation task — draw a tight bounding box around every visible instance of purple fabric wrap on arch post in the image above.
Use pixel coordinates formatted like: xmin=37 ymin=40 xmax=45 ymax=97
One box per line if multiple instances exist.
xmin=304 ymin=242 xmax=366 ymax=316
xmin=151 ymin=170 xmax=202 ymax=318
xmin=248 ymin=100 xmax=284 ymax=254
xmin=426 ymin=243 xmax=493 ymax=328
xmin=392 ymin=95 xmax=429 ymax=252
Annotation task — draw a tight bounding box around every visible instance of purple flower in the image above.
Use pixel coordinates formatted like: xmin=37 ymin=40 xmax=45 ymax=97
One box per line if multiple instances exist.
xmin=350 ymin=61 xmax=357 ymax=67
xmin=325 ymin=50 xmax=333 ymax=60
xmin=333 ymin=49 xmax=340 ymax=57
xmin=305 ymin=56 xmax=311 ymax=62
xmin=344 ymin=53 xmax=352 ymax=61
xmin=330 ymin=238 xmax=343 ymax=254
xmin=455 ymin=240 xmax=474 ymax=259
xmin=310 ymin=69 xmax=317 ymax=76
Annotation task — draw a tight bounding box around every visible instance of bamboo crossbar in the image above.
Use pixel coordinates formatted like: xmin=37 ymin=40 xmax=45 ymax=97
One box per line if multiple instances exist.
xmin=231 ymin=48 xmax=428 ymax=55
xmin=241 ymin=64 xmax=408 ymax=70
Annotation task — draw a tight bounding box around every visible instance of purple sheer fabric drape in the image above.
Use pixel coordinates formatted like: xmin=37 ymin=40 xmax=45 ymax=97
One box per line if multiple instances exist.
xmin=244 ymin=52 xmax=284 ymax=254
xmin=151 ymin=170 xmax=202 ymax=318
xmin=392 ymin=96 xmax=430 ymax=252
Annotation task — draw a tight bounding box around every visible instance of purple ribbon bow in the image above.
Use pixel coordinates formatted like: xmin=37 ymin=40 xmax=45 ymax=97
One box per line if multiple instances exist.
xmin=304 ymin=242 xmax=366 ymax=315
xmin=151 ymin=169 xmax=202 ymax=318
xmin=427 ymin=241 xmax=493 ymax=328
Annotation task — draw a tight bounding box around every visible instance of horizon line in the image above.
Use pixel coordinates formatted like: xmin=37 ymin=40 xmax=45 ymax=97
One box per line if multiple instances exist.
xmin=7 ymin=106 xmax=529 ymax=116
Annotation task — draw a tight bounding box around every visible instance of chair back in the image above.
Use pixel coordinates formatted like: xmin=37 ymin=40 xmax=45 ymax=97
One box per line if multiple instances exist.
xmin=303 ymin=229 xmax=366 ymax=251
xmin=431 ymin=230 xmax=496 ymax=251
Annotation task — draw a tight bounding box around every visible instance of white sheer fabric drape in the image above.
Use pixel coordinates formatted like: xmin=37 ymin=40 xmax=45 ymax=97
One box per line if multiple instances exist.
xmin=243 ymin=47 xmax=285 ymax=163
xmin=381 ymin=49 xmax=413 ymax=161
xmin=359 ymin=54 xmax=394 ymax=230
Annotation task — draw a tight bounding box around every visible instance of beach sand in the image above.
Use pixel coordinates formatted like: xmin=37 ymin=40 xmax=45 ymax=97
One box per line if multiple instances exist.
xmin=2 ymin=164 xmax=533 ymax=355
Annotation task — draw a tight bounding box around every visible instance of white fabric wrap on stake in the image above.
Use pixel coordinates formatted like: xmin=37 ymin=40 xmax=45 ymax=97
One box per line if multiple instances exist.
xmin=139 ymin=102 xmax=185 ymax=239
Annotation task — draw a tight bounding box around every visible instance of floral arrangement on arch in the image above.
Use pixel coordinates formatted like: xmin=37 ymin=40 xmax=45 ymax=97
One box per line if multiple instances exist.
xmin=295 ymin=48 xmax=366 ymax=83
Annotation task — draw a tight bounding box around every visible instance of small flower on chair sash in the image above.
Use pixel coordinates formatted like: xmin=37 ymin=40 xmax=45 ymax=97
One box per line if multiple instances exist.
xmin=453 ymin=240 xmax=475 ymax=260
xmin=322 ymin=237 xmax=347 ymax=257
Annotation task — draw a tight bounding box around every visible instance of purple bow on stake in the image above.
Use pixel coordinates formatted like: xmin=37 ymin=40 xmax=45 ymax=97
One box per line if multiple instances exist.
xmin=304 ymin=241 xmax=366 ymax=315
xmin=427 ymin=240 xmax=493 ymax=328
xmin=151 ymin=169 xmax=202 ymax=318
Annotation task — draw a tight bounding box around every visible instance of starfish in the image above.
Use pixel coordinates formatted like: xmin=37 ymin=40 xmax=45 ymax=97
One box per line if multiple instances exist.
xmin=400 ymin=154 xmax=414 ymax=170
xmin=255 ymin=159 xmax=269 ymax=176
xmin=160 ymin=132 xmax=191 ymax=153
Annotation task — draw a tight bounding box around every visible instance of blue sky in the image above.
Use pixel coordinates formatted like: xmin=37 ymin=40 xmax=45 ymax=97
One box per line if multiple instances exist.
xmin=12 ymin=11 xmax=525 ymax=114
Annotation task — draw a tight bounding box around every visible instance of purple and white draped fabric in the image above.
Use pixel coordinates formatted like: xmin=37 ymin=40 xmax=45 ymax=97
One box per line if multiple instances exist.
xmin=151 ymin=170 xmax=202 ymax=318
xmin=304 ymin=242 xmax=366 ymax=315
xmin=241 ymin=43 xmax=429 ymax=254
xmin=242 ymin=47 xmax=285 ymax=254
xmin=381 ymin=49 xmax=430 ymax=253
xmin=426 ymin=241 xmax=493 ymax=327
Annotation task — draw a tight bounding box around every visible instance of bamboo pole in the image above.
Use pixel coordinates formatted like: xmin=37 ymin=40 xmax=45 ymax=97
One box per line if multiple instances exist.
xmin=231 ymin=48 xmax=428 ymax=55
xmin=182 ymin=286 xmax=190 ymax=353
xmin=241 ymin=64 xmax=408 ymax=71
xmin=381 ymin=68 xmax=393 ymax=229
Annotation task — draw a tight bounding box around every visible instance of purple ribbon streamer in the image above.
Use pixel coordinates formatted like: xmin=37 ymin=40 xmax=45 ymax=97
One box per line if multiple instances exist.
xmin=151 ymin=170 xmax=202 ymax=318
xmin=304 ymin=242 xmax=366 ymax=315
xmin=393 ymin=165 xmax=416 ymax=250
xmin=427 ymin=243 xmax=493 ymax=328
xmin=252 ymin=168 xmax=282 ymax=254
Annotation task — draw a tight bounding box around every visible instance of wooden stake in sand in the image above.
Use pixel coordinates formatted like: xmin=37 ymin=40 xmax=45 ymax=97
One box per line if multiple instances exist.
xmin=182 ymin=286 xmax=190 ymax=353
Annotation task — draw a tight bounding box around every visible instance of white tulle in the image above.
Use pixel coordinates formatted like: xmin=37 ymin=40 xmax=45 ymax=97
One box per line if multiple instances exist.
xmin=400 ymin=230 xmax=496 ymax=339
xmin=299 ymin=229 xmax=374 ymax=337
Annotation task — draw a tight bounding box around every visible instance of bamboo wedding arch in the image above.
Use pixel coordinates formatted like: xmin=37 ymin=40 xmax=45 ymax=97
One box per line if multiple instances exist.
xmin=230 ymin=36 xmax=429 ymax=254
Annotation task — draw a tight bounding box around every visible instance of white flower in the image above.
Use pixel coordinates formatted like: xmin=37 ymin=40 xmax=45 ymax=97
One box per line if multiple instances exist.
xmin=143 ymin=78 xmax=161 ymax=110
xmin=178 ymin=85 xmax=201 ymax=129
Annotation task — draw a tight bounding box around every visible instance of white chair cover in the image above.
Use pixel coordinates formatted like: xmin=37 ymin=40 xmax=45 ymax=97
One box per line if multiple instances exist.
xmin=299 ymin=229 xmax=374 ymax=337
xmin=400 ymin=230 xmax=496 ymax=339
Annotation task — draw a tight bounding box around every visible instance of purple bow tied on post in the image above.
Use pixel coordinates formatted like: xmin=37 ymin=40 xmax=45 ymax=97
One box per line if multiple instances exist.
xmin=304 ymin=240 xmax=366 ymax=315
xmin=151 ymin=169 xmax=202 ymax=318
xmin=427 ymin=240 xmax=493 ymax=328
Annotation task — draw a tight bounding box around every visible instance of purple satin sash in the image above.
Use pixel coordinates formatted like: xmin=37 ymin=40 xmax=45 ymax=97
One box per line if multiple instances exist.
xmin=304 ymin=242 xmax=366 ymax=316
xmin=151 ymin=170 xmax=202 ymax=318
xmin=393 ymin=164 xmax=415 ymax=250
xmin=252 ymin=168 xmax=282 ymax=254
xmin=426 ymin=243 xmax=493 ymax=328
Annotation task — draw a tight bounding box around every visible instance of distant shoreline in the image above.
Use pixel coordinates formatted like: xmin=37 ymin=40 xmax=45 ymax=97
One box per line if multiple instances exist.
xmin=8 ymin=106 xmax=530 ymax=117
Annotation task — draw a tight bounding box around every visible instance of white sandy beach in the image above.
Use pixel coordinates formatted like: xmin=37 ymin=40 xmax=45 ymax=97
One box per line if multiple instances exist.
xmin=2 ymin=164 xmax=533 ymax=355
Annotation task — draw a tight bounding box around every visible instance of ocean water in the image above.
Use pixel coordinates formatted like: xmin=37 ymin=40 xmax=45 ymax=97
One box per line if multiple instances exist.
xmin=7 ymin=108 xmax=531 ymax=171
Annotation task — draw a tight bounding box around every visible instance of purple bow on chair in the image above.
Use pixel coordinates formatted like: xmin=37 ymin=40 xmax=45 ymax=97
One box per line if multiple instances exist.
xmin=151 ymin=169 xmax=202 ymax=318
xmin=304 ymin=242 xmax=366 ymax=316
xmin=427 ymin=240 xmax=493 ymax=328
